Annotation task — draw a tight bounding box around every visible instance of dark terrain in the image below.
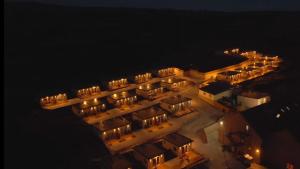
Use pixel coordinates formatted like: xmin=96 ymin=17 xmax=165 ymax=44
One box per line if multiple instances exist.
xmin=4 ymin=2 xmax=300 ymax=169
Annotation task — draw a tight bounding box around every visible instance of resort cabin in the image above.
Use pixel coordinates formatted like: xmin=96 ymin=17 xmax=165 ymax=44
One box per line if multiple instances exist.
xmin=40 ymin=93 xmax=67 ymax=106
xmin=162 ymin=133 xmax=193 ymax=157
xmin=160 ymin=95 xmax=192 ymax=116
xmin=134 ymin=72 xmax=152 ymax=84
xmin=199 ymin=81 xmax=232 ymax=101
xmin=98 ymin=117 xmax=131 ymax=141
xmin=158 ymin=67 xmax=176 ymax=77
xmin=108 ymin=78 xmax=128 ymax=90
xmin=237 ymin=91 xmax=270 ymax=111
xmin=77 ymin=86 xmax=100 ymax=98
xmin=72 ymin=98 xmax=106 ymax=117
xmin=160 ymin=77 xmax=188 ymax=91
xmin=136 ymin=83 xmax=164 ymax=99
xmin=132 ymin=106 xmax=167 ymax=128
xmin=133 ymin=144 xmax=165 ymax=169
xmin=107 ymin=90 xmax=138 ymax=107
xmin=217 ymin=71 xmax=243 ymax=83
xmin=111 ymin=157 xmax=132 ymax=169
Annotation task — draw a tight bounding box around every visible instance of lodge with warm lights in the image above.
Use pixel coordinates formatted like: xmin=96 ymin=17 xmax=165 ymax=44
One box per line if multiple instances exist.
xmin=199 ymin=81 xmax=233 ymax=101
xmin=133 ymin=144 xmax=165 ymax=169
xmin=160 ymin=77 xmax=188 ymax=91
xmin=108 ymin=78 xmax=128 ymax=90
xmin=132 ymin=106 xmax=167 ymax=128
xmin=98 ymin=117 xmax=131 ymax=141
xmin=40 ymin=93 xmax=67 ymax=106
xmin=72 ymin=98 xmax=106 ymax=117
xmin=77 ymin=86 xmax=100 ymax=98
xmin=107 ymin=90 xmax=138 ymax=107
xmin=162 ymin=133 xmax=193 ymax=157
xmin=160 ymin=95 xmax=192 ymax=116
xmin=136 ymin=83 xmax=164 ymax=99
xmin=134 ymin=72 xmax=152 ymax=84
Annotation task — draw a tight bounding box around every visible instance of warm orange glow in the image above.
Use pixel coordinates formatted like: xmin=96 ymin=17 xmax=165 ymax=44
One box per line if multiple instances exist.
xmin=256 ymin=149 xmax=260 ymax=154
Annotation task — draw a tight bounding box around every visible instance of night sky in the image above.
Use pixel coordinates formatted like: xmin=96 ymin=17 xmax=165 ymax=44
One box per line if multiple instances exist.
xmin=6 ymin=0 xmax=300 ymax=11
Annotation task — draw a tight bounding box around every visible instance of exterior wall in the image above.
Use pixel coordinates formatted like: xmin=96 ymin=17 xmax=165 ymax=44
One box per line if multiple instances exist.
xmin=162 ymin=140 xmax=192 ymax=157
xmin=199 ymin=89 xmax=232 ymax=101
xmin=160 ymin=101 xmax=192 ymax=113
xmin=133 ymin=152 xmax=164 ymax=169
xmin=160 ymin=102 xmax=173 ymax=113
xmin=101 ymin=125 xmax=131 ymax=141
xmin=221 ymin=113 xmax=262 ymax=163
xmin=237 ymin=96 xmax=270 ymax=111
xmin=133 ymin=114 xmax=167 ymax=128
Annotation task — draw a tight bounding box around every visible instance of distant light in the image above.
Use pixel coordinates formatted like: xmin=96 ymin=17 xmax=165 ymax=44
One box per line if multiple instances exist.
xmin=246 ymin=125 xmax=249 ymax=131
xmin=256 ymin=149 xmax=260 ymax=154
xmin=220 ymin=121 xmax=224 ymax=126
xmin=276 ymin=113 xmax=281 ymax=119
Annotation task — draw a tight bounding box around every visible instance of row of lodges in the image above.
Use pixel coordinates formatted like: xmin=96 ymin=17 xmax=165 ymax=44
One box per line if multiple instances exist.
xmin=112 ymin=133 xmax=207 ymax=169
xmin=91 ymin=95 xmax=192 ymax=142
xmin=40 ymin=67 xmax=184 ymax=107
xmin=71 ymin=77 xmax=189 ymax=117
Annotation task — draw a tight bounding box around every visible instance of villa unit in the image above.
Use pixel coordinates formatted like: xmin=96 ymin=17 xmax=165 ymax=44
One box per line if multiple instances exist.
xmin=199 ymin=81 xmax=232 ymax=101
xmin=77 ymin=86 xmax=100 ymax=98
xmin=107 ymin=90 xmax=138 ymax=107
xmin=108 ymin=78 xmax=128 ymax=90
xmin=160 ymin=95 xmax=192 ymax=116
xmin=160 ymin=77 xmax=188 ymax=91
xmin=133 ymin=144 xmax=165 ymax=169
xmin=237 ymin=91 xmax=270 ymax=111
xmin=72 ymin=98 xmax=106 ymax=117
xmin=162 ymin=133 xmax=193 ymax=157
xmin=40 ymin=93 xmax=67 ymax=106
xmin=136 ymin=83 xmax=164 ymax=100
xmin=134 ymin=72 xmax=152 ymax=84
xmin=158 ymin=67 xmax=176 ymax=77
xmin=217 ymin=71 xmax=243 ymax=83
xmin=132 ymin=106 xmax=167 ymax=128
xmin=98 ymin=117 xmax=131 ymax=141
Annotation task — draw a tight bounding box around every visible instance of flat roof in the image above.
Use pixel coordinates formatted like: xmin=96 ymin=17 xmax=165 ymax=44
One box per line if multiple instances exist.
xmin=112 ymin=157 xmax=132 ymax=169
xmin=239 ymin=91 xmax=269 ymax=99
xmin=164 ymin=133 xmax=193 ymax=147
xmin=134 ymin=106 xmax=165 ymax=120
xmin=100 ymin=117 xmax=129 ymax=131
xmin=200 ymin=81 xmax=232 ymax=95
xmin=134 ymin=144 xmax=164 ymax=159
xmin=161 ymin=95 xmax=191 ymax=105
xmin=219 ymin=71 xmax=240 ymax=76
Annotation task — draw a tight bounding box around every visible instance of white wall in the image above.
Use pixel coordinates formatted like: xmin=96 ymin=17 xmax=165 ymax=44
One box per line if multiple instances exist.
xmin=237 ymin=95 xmax=270 ymax=111
xmin=199 ymin=89 xmax=232 ymax=101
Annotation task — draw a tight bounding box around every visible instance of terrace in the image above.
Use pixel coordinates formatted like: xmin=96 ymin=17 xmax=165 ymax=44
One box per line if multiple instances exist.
xmin=107 ymin=90 xmax=138 ymax=107
xmin=133 ymin=106 xmax=167 ymax=128
xmin=72 ymin=98 xmax=107 ymax=117
xmin=136 ymin=82 xmax=164 ymax=99
xmin=98 ymin=117 xmax=131 ymax=141
xmin=160 ymin=95 xmax=192 ymax=117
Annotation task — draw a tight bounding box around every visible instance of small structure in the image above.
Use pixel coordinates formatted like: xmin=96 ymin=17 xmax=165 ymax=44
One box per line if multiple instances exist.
xmin=98 ymin=117 xmax=131 ymax=141
xmin=132 ymin=106 xmax=167 ymax=128
xmin=217 ymin=71 xmax=242 ymax=82
xmin=40 ymin=93 xmax=67 ymax=106
xmin=162 ymin=133 xmax=193 ymax=157
xmin=160 ymin=95 xmax=192 ymax=116
xmin=133 ymin=144 xmax=165 ymax=169
xmin=199 ymin=81 xmax=232 ymax=101
xmin=107 ymin=90 xmax=137 ymax=107
xmin=134 ymin=72 xmax=152 ymax=84
xmin=136 ymin=83 xmax=164 ymax=99
xmin=72 ymin=98 xmax=106 ymax=117
xmin=158 ymin=67 xmax=176 ymax=77
xmin=237 ymin=91 xmax=270 ymax=111
xmin=108 ymin=78 xmax=128 ymax=90
xmin=77 ymin=86 xmax=100 ymax=98
xmin=160 ymin=77 xmax=188 ymax=91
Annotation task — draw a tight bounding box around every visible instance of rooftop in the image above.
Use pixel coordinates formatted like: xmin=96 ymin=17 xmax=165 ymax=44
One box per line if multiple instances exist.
xmin=100 ymin=117 xmax=130 ymax=132
xmin=133 ymin=144 xmax=164 ymax=159
xmin=111 ymin=157 xmax=132 ymax=169
xmin=137 ymin=82 xmax=162 ymax=91
xmin=133 ymin=106 xmax=165 ymax=120
xmin=164 ymin=133 xmax=193 ymax=147
xmin=163 ymin=77 xmax=186 ymax=84
xmin=161 ymin=95 xmax=191 ymax=105
xmin=199 ymin=81 xmax=232 ymax=95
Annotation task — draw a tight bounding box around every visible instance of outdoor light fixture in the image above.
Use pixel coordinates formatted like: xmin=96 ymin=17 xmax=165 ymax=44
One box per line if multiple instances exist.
xmin=220 ymin=121 xmax=224 ymax=126
xmin=276 ymin=113 xmax=281 ymax=118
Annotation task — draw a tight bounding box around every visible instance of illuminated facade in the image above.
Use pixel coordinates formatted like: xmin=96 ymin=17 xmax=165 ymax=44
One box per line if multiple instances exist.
xmin=107 ymin=91 xmax=137 ymax=107
xmin=40 ymin=93 xmax=67 ymax=106
xmin=158 ymin=68 xmax=176 ymax=77
xmin=77 ymin=86 xmax=100 ymax=98
xmin=72 ymin=98 xmax=106 ymax=117
xmin=162 ymin=133 xmax=193 ymax=157
xmin=133 ymin=144 xmax=165 ymax=169
xmin=134 ymin=73 xmax=152 ymax=84
xmin=160 ymin=77 xmax=188 ymax=91
xmin=98 ymin=117 xmax=131 ymax=141
xmin=132 ymin=106 xmax=167 ymax=128
xmin=160 ymin=95 xmax=192 ymax=114
xmin=108 ymin=78 xmax=128 ymax=90
xmin=136 ymin=83 xmax=164 ymax=99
